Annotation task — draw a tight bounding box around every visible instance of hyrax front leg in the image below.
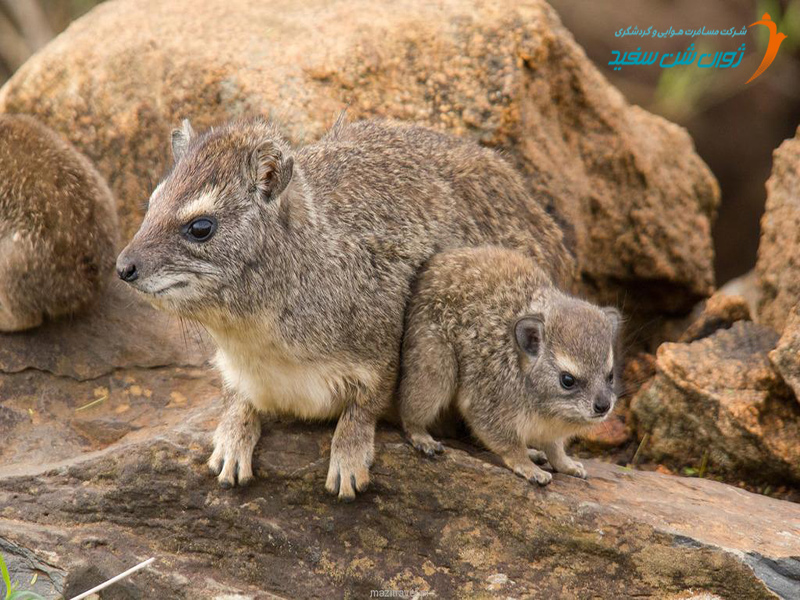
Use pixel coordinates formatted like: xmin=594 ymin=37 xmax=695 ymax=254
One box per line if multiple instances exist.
xmin=398 ymin=327 xmax=456 ymax=457
xmin=468 ymin=418 xmax=552 ymax=486
xmin=543 ymin=439 xmax=587 ymax=479
xmin=208 ymin=391 xmax=262 ymax=488
xmin=326 ymin=399 xmax=380 ymax=501
xmin=498 ymin=444 xmax=553 ymax=486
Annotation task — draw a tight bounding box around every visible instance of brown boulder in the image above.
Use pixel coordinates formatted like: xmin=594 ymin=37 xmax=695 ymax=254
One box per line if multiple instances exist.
xmin=0 ymin=0 xmax=718 ymax=316
xmin=770 ymin=305 xmax=800 ymax=404
xmin=756 ymin=128 xmax=800 ymax=332
xmin=678 ymin=291 xmax=751 ymax=343
xmin=631 ymin=321 xmax=800 ymax=485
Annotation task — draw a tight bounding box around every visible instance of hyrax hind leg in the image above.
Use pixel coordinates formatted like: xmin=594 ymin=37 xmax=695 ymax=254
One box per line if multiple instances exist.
xmin=398 ymin=327 xmax=456 ymax=457
xmin=208 ymin=391 xmax=262 ymax=488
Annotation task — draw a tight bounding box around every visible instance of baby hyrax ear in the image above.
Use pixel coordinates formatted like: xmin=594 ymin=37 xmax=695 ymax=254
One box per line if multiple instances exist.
xmin=602 ymin=307 xmax=622 ymax=338
xmin=171 ymin=119 xmax=196 ymax=163
xmin=248 ymin=141 xmax=295 ymax=202
xmin=514 ymin=315 xmax=545 ymax=358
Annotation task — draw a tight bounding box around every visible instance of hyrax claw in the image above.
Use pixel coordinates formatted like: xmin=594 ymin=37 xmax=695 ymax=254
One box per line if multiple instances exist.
xmin=409 ymin=432 xmax=445 ymax=458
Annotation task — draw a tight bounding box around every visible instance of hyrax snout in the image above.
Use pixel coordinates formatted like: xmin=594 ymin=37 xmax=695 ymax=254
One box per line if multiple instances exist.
xmin=399 ymin=246 xmax=621 ymax=486
xmin=0 ymin=114 xmax=119 ymax=332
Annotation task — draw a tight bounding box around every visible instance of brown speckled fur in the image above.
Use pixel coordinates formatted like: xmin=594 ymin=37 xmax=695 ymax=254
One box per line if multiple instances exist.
xmin=117 ymin=116 xmax=574 ymax=500
xmin=400 ymin=246 xmax=620 ymax=486
xmin=0 ymin=114 xmax=119 ymax=331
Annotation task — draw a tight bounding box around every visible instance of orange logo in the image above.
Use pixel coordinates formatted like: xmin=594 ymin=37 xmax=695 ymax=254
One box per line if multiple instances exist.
xmin=747 ymin=13 xmax=787 ymax=83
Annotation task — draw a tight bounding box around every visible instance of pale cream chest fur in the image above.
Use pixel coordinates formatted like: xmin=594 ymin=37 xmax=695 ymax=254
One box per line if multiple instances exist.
xmin=210 ymin=323 xmax=374 ymax=420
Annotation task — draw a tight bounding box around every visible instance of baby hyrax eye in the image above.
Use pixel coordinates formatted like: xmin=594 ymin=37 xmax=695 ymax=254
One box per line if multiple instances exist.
xmin=182 ymin=216 xmax=217 ymax=243
xmin=607 ymin=371 xmax=614 ymax=385
xmin=559 ymin=372 xmax=576 ymax=390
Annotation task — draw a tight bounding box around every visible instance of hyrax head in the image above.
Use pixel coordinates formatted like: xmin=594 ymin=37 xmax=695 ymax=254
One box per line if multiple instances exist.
xmin=116 ymin=118 xmax=296 ymax=319
xmin=513 ymin=293 xmax=621 ymax=425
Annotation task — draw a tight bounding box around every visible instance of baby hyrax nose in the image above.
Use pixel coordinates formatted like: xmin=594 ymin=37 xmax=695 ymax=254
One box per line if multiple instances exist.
xmin=593 ymin=395 xmax=611 ymax=416
xmin=117 ymin=261 xmax=138 ymax=282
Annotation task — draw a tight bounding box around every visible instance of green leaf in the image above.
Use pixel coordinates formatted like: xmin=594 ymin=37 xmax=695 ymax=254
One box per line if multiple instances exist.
xmin=8 ymin=592 xmax=47 ymax=600
xmin=1 ymin=554 xmax=14 ymax=600
xmin=0 ymin=555 xmax=46 ymax=600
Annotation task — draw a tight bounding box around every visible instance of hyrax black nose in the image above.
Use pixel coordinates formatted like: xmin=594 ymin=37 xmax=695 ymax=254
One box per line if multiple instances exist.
xmin=593 ymin=397 xmax=611 ymax=415
xmin=117 ymin=262 xmax=138 ymax=282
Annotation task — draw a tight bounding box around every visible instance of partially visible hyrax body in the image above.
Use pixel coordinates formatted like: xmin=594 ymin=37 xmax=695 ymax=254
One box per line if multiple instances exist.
xmin=400 ymin=246 xmax=620 ymax=485
xmin=117 ymin=117 xmax=574 ymax=500
xmin=0 ymin=114 xmax=118 ymax=332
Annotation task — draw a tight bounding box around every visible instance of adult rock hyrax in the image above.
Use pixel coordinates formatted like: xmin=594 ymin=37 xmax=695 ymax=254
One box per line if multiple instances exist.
xmin=116 ymin=116 xmax=574 ymax=500
xmin=400 ymin=246 xmax=620 ymax=485
xmin=0 ymin=114 xmax=118 ymax=332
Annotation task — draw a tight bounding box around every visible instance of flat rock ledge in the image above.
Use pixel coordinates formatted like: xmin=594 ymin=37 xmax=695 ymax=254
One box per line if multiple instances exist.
xmin=0 ymin=287 xmax=798 ymax=599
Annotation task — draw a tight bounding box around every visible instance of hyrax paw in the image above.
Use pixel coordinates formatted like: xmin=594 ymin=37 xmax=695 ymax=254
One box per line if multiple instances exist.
xmin=527 ymin=448 xmax=548 ymax=465
xmin=409 ymin=433 xmax=445 ymax=458
xmin=560 ymin=461 xmax=587 ymax=479
xmin=528 ymin=468 xmax=553 ymax=486
xmin=512 ymin=462 xmax=552 ymax=486
xmin=208 ymin=440 xmax=255 ymax=488
xmin=325 ymin=446 xmax=372 ymax=502
xmin=208 ymin=410 xmax=261 ymax=489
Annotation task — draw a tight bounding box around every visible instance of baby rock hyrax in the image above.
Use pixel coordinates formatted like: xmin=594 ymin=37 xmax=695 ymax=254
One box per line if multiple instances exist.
xmin=400 ymin=246 xmax=620 ymax=485
xmin=0 ymin=114 xmax=118 ymax=332
xmin=117 ymin=116 xmax=573 ymax=500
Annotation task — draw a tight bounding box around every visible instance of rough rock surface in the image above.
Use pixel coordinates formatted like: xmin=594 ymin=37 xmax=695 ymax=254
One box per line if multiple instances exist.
xmin=0 ymin=0 xmax=719 ymax=316
xmin=631 ymin=321 xmax=800 ymax=486
xmin=756 ymin=128 xmax=800 ymax=333
xmin=770 ymin=305 xmax=800 ymax=404
xmin=1 ymin=273 xmax=799 ymax=599
xmin=679 ymin=291 xmax=752 ymax=343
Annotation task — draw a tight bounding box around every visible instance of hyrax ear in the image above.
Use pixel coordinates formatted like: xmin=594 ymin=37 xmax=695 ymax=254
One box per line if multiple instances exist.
xmin=171 ymin=119 xmax=195 ymax=163
xmin=603 ymin=307 xmax=622 ymax=338
xmin=514 ymin=315 xmax=545 ymax=357
xmin=248 ymin=141 xmax=294 ymax=202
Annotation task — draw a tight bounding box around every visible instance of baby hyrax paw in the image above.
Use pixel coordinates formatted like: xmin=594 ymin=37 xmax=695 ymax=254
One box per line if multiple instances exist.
xmin=558 ymin=460 xmax=587 ymax=480
xmin=208 ymin=404 xmax=262 ymax=488
xmin=527 ymin=448 xmax=548 ymax=465
xmin=326 ymin=442 xmax=373 ymax=502
xmin=409 ymin=432 xmax=445 ymax=458
xmin=513 ymin=461 xmax=552 ymax=486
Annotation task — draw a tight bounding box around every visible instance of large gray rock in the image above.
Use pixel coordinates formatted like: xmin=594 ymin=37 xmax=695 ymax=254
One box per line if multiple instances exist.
xmin=0 ymin=289 xmax=798 ymax=599
xmin=0 ymin=0 xmax=719 ymax=318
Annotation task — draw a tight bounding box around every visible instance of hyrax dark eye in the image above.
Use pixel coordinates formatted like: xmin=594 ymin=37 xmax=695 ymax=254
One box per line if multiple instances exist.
xmin=607 ymin=372 xmax=615 ymax=384
xmin=182 ymin=216 xmax=217 ymax=242
xmin=559 ymin=372 xmax=576 ymax=390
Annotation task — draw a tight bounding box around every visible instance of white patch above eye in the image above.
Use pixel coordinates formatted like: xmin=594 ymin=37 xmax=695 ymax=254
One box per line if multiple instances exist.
xmin=148 ymin=181 xmax=166 ymax=207
xmin=606 ymin=349 xmax=614 ymax=373
xmin=177 ymin=190 xmax=219 ymax=221
xmin=555 ymin=353 xmax=581 ymax=377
